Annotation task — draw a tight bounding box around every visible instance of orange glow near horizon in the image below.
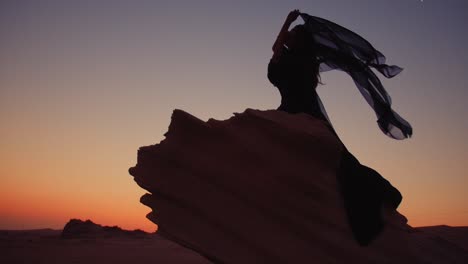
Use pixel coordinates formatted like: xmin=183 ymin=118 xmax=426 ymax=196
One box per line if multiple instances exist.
xmin=1 ymin=128 xmax=466 ymax=232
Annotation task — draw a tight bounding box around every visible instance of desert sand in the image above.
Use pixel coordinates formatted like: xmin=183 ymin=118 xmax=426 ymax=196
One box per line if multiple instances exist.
xmin=0 ymin=220 xmax=210 ymax=264
xmin=1 ymin=223 xmax=467 ymax=264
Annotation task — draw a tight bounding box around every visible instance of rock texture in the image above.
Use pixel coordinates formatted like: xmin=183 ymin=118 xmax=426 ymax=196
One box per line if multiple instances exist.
xmin=129 ymin=109 xmax=467 ymax=263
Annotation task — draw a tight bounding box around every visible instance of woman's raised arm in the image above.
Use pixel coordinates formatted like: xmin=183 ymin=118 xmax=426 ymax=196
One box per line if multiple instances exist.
xmin=271 ymin=10 xmax=300 ymax=62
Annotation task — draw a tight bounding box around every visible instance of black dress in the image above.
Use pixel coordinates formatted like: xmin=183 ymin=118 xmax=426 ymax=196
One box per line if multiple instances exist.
xmin=268 ymin=46 xmax=403 ymax=246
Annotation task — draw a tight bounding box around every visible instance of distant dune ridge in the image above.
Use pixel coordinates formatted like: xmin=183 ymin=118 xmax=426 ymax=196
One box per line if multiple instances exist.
xmin=61 ymin=219 xmax=152 ymax=239
xmin=129 ymin=109 xmax=468 ymax=263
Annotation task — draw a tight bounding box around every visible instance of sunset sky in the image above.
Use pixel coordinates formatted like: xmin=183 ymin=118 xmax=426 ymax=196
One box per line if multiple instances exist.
xmin=1 ymin=0 xmax=467 ymax=232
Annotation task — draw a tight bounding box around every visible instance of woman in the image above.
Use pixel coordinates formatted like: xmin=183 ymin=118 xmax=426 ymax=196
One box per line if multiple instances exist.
xmin=268 ymin=10 xmax=325 ymax=121
xmin=268 ymin=10 xmax=412 ymax=246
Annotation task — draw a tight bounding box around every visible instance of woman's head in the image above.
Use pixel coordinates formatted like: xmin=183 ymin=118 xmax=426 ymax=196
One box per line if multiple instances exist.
xmin=286 ymin=25 xmax=317 ymax=53
xmin=286 ymin=24 xmax=322 ymax=83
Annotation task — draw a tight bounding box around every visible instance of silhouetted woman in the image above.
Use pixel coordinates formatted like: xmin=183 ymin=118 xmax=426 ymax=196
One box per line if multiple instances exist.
xmin=268 ymin=10 xmax=413 ymax=246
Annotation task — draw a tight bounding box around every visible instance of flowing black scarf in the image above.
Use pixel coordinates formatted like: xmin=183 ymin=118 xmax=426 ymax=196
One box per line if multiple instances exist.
xmin=300 ymin=13 xmax=412 ymax=140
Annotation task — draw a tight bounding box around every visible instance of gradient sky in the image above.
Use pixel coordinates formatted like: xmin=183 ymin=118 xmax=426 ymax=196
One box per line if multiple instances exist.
xmin=1 ymin=0 xmax=467 ymax=231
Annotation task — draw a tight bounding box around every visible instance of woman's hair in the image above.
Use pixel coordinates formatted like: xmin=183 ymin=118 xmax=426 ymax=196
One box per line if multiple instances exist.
xmin=289 ymin=25 xmax=323 ymax=84
xmin=289 ymin=25 xmax=315 ymax=48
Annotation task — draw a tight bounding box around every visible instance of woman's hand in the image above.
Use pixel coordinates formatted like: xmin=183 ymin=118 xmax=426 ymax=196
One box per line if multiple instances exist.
xmin=271 ymin=9 xmax=301 ymax=62
xmin=286 ymin=9 xmax=301 ymax=24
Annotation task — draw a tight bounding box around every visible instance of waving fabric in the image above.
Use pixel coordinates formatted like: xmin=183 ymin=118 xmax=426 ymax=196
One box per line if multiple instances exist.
xmin=300 ymin=13 xmax=412 ymax=139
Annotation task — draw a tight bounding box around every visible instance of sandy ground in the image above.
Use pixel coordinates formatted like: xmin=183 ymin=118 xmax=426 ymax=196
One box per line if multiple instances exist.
xmin=0 ymin=230 xmax=210 ymax=264
xmin=1 ymin=227 xmax=468 ymax=264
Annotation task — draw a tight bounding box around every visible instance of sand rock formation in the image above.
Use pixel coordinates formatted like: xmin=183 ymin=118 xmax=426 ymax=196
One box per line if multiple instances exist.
xmin=129 ymin=109 xmax=467 ymax=263
xmin=61 ymin=219 xmax=151 ymax=239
